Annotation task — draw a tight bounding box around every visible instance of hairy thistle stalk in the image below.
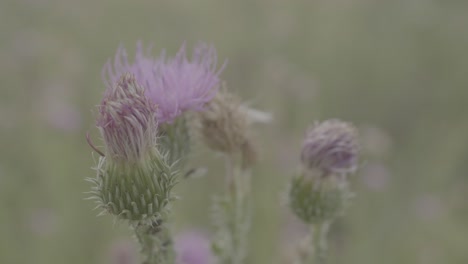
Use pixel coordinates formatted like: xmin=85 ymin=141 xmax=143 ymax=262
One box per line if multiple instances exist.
xmin=211 ymin=154 xmax=251 ymax=264
xmin=310 ymin=221 xmax=330 ymax=264
xmin=133 ymin=220 xmax=174 ymax=264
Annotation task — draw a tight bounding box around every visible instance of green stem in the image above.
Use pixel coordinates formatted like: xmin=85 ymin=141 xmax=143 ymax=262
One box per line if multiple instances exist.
xmin=133 ymin=220 xmax=175 ymax=264
xmin=225 ymin=155 xmax=234 ymax=189
xmin=311 ymin=221 xmax=330 ymax=264
xmin=215 ymin=154 xmax=251 ymax=264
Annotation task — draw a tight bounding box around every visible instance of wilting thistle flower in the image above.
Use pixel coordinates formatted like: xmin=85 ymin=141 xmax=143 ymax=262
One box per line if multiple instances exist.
xmin=103 ymin=42 xmax=223 ymax=124
xmin=192 ymin=90 xmax=256 ymax=167
xmin=301 ymin=120 xmax=358 ymax=175
xmin=89 ymin=74 xmax=178 ymax=222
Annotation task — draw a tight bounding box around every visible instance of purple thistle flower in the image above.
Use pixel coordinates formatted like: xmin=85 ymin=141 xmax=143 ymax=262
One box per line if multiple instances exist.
xmin=97 ymin=73 xmax=158 ymax=162
xmin=102 ymin=42 xmax=224 ymax=124
xmin=301 ymin=119 xmax=359 ymax=175
xmin=175 ymin=231 xmax=215 ymax=264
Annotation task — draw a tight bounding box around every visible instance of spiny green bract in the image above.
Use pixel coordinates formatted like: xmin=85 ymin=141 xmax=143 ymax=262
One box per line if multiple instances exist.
xmin=289 ymin=173 xmax=352 ymax=224
xmin=87 ymin=151 xmax=179 ymax=222
xmin=158 ymin=116 xmax=191 ymax=168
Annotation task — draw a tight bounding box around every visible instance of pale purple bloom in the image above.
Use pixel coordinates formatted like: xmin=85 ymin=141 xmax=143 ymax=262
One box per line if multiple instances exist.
xmin=301 ymin=119 xmax=359 ymax=174
xmin=103 ymin=42 xmax=223 ymax=124
xmin=175 ymin=231 xmax=215 ymax=264
xmin=361 ymin=162 xmax=390 ymax=191
xmin=97 ymin=74 xmax=158 ymax=162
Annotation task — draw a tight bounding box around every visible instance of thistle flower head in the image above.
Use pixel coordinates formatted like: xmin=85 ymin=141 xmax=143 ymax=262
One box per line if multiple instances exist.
xmin=91 ymin=74 xmax=178 ymax=222
xmin=301 ymin=119 xmax=358 ymax=175
xmin=97 ymin=73 xmax=158 ymax=163
xmin=103 ymin=42 xmax=223 ymax=124
xmin=290 ymin=119 xmax=358 ymax=224
xmin=193 ymin=90 xmax=256 ymax=167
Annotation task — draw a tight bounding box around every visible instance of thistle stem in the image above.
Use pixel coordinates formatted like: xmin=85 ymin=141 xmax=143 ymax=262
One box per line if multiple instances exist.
xmin=225 ymin=155 xmax=234 ymax=189
xmin=133 ymin=220 xmax=175 ymax=264
xmin=214 ymin=154 xmax=251 ymax=264
xmin=310 ymin=221 xmax=330 ymax=264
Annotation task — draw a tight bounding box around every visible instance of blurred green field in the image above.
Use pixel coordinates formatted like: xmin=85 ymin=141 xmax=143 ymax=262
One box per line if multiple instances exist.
xmin=1 ymin=0 xmax=468 ymax=263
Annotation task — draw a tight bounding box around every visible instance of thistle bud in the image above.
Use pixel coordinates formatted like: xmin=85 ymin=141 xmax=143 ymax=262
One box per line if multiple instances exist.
xmin=289 ymin=172 xmax=351 ymax=224
xmin=193 ymin=90 xmax=256 ymax=167
xmin=301 ymin=120 xmax=358 ymax=175
xmin=290 ymin=119 xmax=358 ymax=224
xmin=89 ymin=74 xmax=178 ymax=222
xmin=97 ymin=74 xmax=158 ymax=162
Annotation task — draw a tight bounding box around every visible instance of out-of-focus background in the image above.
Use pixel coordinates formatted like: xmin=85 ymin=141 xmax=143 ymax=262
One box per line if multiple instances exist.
xmin=1 ymin=0 xmax=468 ymax=263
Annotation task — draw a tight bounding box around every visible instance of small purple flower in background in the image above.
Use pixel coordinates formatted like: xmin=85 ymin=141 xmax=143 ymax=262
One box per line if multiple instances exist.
xmin=175 ymin=231 xmax=215 ymax=264
xmin=44 ymin=103 xmax=82 ymax=133
xmin=361 ymin=162 xmax=390 ymax=192
xmin=360 ymin=125 xmax=392 ymax=158
xmin=108 ymin=240 xmax=137 ymax=264
xmin=103 ymin=42 xmax=224 ymax=124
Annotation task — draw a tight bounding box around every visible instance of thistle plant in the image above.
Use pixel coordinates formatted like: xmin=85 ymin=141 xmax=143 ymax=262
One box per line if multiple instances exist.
xmin=86 ymin=40 xmax=362 ymax=264
xmin=88 ymin=74 xmax=177 ymax=264
xmin=87 ymin=42 xmax=223 ymax=264
xmin=289 ymin=120 xmax=359 ymax=264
